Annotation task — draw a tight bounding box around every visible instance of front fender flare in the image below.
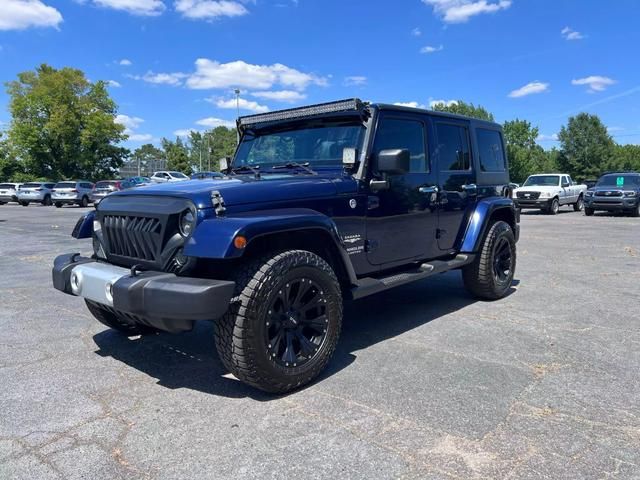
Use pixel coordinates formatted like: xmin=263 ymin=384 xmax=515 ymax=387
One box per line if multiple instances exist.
xmin=71 ymin=210 xmax=96 ymax=239
xmin=460 ymin=198 xmax=518 ymax=253
xmin=184 ymin=208 xmax=352 ymax=264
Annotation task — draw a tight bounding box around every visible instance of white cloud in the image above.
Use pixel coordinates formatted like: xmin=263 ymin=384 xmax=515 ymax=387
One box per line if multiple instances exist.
xmin=394 ymin=101 xmax=427 ymax=109
xmin=107 ymin=80 xmax=122 ymax=87
xmin=115 ymin=114 xmax=144 ymax=131
xmin=173 ymin=128 xmax=196 ymax=137
xmin=508 ymin=81 xmax=549 ymax=98
xmin=561 ymin=26 xmax=584 ymax=41
xmin=429 ymin=99 xmax=458 ymax=108
xmin=250 ymin=90 xmax=306 ymax=102
xmin=210 ymin=97 xmax=269 ymax=113
xmin=420 ymin=44 xmax=444 ymax=54
xmin=423 ymin=0 xmax=511 ymax=24
xmin=89 ymin=0 xmax=166 ymax=16
xmin=119 ymin=58 xmax=132 ymax=66
xmin=0 ymin=0 xmax=63 ymax=31
xmin=174 ymin=0 xmax=248 ymax=20
xmin=186 ymin=59 xmax=327 ymax=91
xmin=411 ymin=27 xmax=422 ymax=36
xmin=344 ymin=76 xmax=367 ymax=87
xmin=607 ymin=126 xmax=624 ymax=133
xmin=571 ymin=75 xmax=616 ymax=93
xmin=128 ymin=133 xmax=155 ymax=141
xmin=195 ymin=117 xmax=236 ymax=128
xmin=128 ymin=71 xmax=188 ymax=85
xmin=536 ymin=133 xmax=558 ymax=142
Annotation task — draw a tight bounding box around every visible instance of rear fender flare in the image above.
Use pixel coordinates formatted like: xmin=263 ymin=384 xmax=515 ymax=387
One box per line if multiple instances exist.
xmin=460 ymin=198 xmax=517 ymax=253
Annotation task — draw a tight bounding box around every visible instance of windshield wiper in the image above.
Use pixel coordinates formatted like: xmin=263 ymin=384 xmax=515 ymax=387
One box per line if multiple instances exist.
xmin=230 ymin=165 xmax=261 ymax=178
xmin=271 ymin=162 xmax=317 ymax=175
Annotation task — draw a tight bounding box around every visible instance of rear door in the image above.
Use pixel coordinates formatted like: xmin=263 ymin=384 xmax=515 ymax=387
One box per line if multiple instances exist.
xmin=433 ymin=120 xmax=476 ymax=252
xmin=365 ymin=113 xmax=440 ymax=266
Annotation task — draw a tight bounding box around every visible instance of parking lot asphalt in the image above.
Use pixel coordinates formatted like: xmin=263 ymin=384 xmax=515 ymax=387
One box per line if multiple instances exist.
xmin=0 ymin=202 xmax=639 ymax=479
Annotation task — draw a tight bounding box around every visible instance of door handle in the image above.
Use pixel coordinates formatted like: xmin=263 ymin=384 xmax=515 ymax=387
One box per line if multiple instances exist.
xmin=462 ymin=184 xmax=477 ymax=193
xmin=418 ymin=186 xmax=439 ymax=194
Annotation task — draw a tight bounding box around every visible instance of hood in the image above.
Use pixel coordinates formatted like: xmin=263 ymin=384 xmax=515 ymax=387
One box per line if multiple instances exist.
xmin=514 ymin=185 xmax=561 ymax=192
xmin=112 ymin=173 xmax=345 ymax=209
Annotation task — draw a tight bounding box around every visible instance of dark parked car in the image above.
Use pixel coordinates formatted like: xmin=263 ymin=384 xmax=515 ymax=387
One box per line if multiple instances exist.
xmin=584 ymin=172 xmax=640 ymax=216
xmin=90 ymin=180 xmax=125 ymax=205
xmin=53 ymin=99 xmax=519 ymax=393
xmin=191 ymin=171 xmax=225 ymax=180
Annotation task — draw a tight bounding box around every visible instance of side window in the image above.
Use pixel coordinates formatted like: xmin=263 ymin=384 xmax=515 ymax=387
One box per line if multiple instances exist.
xmin=476 ymin=129 xmax=505 ymax=172
xmin=435 ymin=123 xmax=471 ymax=171
xmin=373 ymin=118 xmax=427 ymax=173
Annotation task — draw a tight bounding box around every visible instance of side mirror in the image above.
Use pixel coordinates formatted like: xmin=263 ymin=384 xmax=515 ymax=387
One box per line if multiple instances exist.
xmin=219 ymin=157 xmax=231 ymax=173
xmin=377 ymin=149 xmax=410 ymax=175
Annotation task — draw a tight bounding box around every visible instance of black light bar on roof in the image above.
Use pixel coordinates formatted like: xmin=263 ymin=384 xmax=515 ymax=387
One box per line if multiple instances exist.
xmin=238 ymin=98 xmax=365 ymax=128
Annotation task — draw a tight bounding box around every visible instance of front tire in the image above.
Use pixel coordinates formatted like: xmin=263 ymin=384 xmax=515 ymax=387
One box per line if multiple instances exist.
xmin=547 ymin=198 xmax=560 ymax=215
xmin=631 ymin=202 xmax=640 ymax=218
xmin=85 ymin=300 xmax=156 ymax=336
xmin=463 ymin=221 xmax=516 ymax=300
xmin=55 ymin=202 xmax=62 ymax=208
xmin=214 ymin=250 xmax=343 ymax=393
xmin=42 ymin=195 xmax=52 ymax=206
xmin=584 ymin=207 xmax=594 ymax=216
xmin=573 ymin=195 xmax=584 ymax=211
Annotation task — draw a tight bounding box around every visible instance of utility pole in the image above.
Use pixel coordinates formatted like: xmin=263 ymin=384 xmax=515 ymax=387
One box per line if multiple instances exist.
xmin=207 ymin=134 xmax=211 ymax=171
xmin=199 ymin=139 xmax=202 ymax=172
xmin=234 ymin=88 xmax=241 ymax=145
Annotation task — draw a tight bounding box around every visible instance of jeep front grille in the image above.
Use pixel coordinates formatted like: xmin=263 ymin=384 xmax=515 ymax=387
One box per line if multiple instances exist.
xmin=102 ymin=214 xmax=162 ymax=261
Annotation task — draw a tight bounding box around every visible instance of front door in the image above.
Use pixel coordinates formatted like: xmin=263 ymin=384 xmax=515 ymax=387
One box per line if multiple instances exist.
xmin=365 ymin=114 xmax=440 ymax=266
xmin=432 ymin=120 xmax=477 ymax=252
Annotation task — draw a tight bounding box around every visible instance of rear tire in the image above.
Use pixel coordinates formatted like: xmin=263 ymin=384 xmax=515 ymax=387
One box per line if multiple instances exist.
xmin=584 ymin=207 xmax=594 ymax=216
xmin=80 ymin=196 xmax=89 ymax=207
xmin=20 ymin=201 xmax=29 ymax=207
xmin=463 ymin=221 xmax=516 ymax=301
xmin=573 ymin=195 xmax=584 ymax=211
xmin=214 ymin=250 xmax=342 ymax=393
xmin=55 ymin=202 xmax=62 ymax=208
xmin=42 ymin=195 xmax=52 ymax=206
xmin=85 ymin=300 xmax=156 ymax=336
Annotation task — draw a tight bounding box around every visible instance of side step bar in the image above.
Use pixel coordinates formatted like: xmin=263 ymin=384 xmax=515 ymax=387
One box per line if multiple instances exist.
xmin=350 ymin=254 xmax=474 ymax=300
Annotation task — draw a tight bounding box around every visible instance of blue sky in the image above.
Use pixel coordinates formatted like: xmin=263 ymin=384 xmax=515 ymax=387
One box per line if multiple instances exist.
xmin=1 ymin=0 xmax=639 ymax=149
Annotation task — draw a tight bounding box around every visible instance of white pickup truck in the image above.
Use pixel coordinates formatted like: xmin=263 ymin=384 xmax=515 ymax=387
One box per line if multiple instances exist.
xmin=513 ymin=174 xmax=588 ymax=214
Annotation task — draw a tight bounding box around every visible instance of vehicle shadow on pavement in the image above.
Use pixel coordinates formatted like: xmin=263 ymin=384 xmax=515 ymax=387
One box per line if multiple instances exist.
xmin=519 ymin=209 xmax=576 ymax=215
xmin=92 ymin=271 xmax=516 ymax=399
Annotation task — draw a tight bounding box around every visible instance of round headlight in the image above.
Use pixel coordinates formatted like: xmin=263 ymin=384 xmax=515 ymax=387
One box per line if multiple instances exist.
xmin=179 ymin=209 xmax=196 ymax=237
xmin=93 ymin=219 xmax=101 ymax=233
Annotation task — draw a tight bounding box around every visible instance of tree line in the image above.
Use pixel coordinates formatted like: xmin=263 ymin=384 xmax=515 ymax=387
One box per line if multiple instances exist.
xmin=2 ymin=64 xmax=640 ymax=183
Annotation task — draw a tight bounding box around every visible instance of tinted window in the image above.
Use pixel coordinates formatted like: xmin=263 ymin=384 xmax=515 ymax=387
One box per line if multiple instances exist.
xmin=45 ymin=183 xmax=56 ymax=188
xmin=82 ymin=183 xmax=93 ymax=189
xmin=476 ymin=129 xmax=505 ymax=172
xmin=169 ymin=172 xmax=187 ymax=178
xmin=0 ymin=184 xmax=15 ymax=189
xmin=597 ymin=174 xmax=640 ymax=187
xmin=55 ymin=182 xmax=76 ymax=188
xmin=373 ymin=118 xmax=427 ymax=173
xmin=436 ymin=123 xmax=471 ymax=171
xmin=523 ymin=175 xmax=560 ymax=186
xmin=22 ymin=183 xmax=42 ymax=188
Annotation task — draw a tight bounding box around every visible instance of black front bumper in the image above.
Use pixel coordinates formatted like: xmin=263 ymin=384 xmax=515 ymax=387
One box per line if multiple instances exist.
xmin=585 ymin=198 xmax=638 ymax=211
xmin=514 ymin=198 xmax=551 ymax=209
xmin=52 ymin=253 xmax=235 ymax=332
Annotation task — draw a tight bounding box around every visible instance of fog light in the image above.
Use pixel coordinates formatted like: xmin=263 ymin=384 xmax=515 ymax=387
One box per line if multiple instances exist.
xmin=70 ymin=271 xmax=81 ymax=293
xmin=105 ymin=282 xmax=113 ymax=302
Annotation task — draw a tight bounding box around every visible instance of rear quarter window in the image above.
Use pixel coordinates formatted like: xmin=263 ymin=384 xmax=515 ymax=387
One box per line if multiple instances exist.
xmin=476 ymin=129 xmax=505 ymax=172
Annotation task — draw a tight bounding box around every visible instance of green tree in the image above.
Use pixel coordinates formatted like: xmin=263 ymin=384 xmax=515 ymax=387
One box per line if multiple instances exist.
xmin=162 ymin=137 xmax=191 ymax=174
xmin=431 ymin=100 xmax=494 ymax=122
xmin=612 ymin=144 xmax=640 ymax=172
xmin=502 ymin=119 xmax=553 ymax=183
xmin=557 ymin=113 xmax=615 ymax=179
xmin=6 ymin=64 xmax=128 ymax=180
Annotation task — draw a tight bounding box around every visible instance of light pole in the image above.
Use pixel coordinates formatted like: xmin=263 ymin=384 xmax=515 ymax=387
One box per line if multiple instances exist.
xmin=234 ymin=88 xmax=241 ymax=145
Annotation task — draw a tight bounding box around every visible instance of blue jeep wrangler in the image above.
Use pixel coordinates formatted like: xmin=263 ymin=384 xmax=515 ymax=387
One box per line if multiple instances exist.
xmin=53 ymin=99 xmax=519 ymax=393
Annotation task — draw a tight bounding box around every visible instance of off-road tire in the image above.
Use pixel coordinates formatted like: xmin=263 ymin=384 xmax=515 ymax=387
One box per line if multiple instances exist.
xmin=584 ymin=207 xmax=594 ymax=216
xmin=547 ymin=198 xmax=560 ymax=215
xmin=85 ymin=300 xmax=156 ymax=336
xmin=573 ymin=195 xmax=584 ymax=212
xmin=20 ymin=201 xmax=29 ymax=207
xmin=55 ymin=202 xmax=63 ymax=208
xmin=214 ymin=250 xmax=342 ymax=393
xmin=80 ymin=196 xmax=89 ymax=208
xmin=462 ymin=220 xmax=516 ymax=301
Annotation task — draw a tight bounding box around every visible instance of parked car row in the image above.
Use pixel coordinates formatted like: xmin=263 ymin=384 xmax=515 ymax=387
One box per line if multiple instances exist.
xmin=513 ymin=172 xmax=640 ymax=217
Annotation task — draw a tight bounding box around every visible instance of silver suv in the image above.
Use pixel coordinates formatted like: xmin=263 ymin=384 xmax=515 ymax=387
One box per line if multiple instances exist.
xmin=17 ymin=182 xmax=56 ymax=206
xmin=52 ymin=181 xmax=95 ymax=208
xmin=0 ymin=183 xmax=22 ymax=204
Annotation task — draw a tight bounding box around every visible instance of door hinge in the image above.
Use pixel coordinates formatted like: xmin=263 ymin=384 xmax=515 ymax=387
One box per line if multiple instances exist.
xmin=436 ymin=229 xmax=446 ymax=239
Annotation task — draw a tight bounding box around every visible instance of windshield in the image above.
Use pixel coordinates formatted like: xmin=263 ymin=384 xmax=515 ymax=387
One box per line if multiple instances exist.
xmin=55 ymin=182 xmax=76 ymax=188
xmin=597 ymin=174 xmax=640 ymax=188
xmin=234 ymin=121 xmax=365 ymax=170
xmin=523 ymin=175 xmax=559 ymax=187
xmin=170 ymin=172 xmax=188 ymax=178
xmin=22 ymin=183 xmax=42 ymax=188
xmin=0 ymin=184 xmax=16 ymax=189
